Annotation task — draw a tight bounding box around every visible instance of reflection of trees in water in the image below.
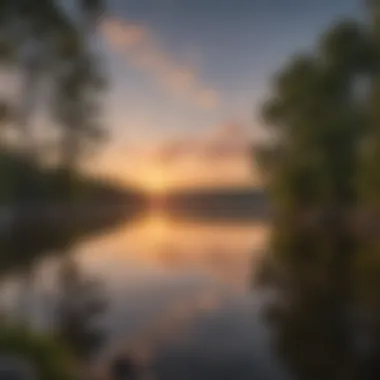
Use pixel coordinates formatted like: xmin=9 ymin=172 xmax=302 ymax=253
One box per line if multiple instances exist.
xmin=259 ymin=226 xmax=360 ymax=380
xmin=55 ymin=255 xmax=107 ymax=363
xmin=0 ymin=244 xmax=109 ymax=378
xmin=0 ymin=213 xmax=124 ymax=330
xmin=260 ymin=224 xmax=380 ymax=380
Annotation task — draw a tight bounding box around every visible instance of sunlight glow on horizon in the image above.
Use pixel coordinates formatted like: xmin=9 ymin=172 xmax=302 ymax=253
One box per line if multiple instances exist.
xmin=140 ymin=167 xmax=170 ymax=194
xmin=84 ymin=121 xmax=262 ymax=192
xmin=85 ymin=156 xmax=260 ymax=193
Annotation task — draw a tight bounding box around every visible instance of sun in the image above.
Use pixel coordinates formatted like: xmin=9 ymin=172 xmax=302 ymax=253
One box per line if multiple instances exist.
xmin=143 ymin=168 xmax=168 ymax=194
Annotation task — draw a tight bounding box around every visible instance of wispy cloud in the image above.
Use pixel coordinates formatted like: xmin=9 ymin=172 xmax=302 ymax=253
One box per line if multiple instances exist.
xmin=156 ymin=122 xmax=252 ymax=163
xmin=85 ymin=121 xmax=258 ymax=189
xmin=102 ymin=17 xmax=220 ymax=109
xmin=146 ymin=122 xmax=258 ymax=188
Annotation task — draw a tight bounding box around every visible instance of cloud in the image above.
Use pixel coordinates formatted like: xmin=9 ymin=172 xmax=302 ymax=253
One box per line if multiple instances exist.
xmin=156 ymin=122 xmax=252 ymax=163
xmin=102 ymin=22 xmax=147 ymax=50
xmin=85 ymin=121 xmax=260 ymax=189
xmin=102 ymin=17 xmax=220 ymax=109
xmin=145 ymin=122 xmax=258 ymax=188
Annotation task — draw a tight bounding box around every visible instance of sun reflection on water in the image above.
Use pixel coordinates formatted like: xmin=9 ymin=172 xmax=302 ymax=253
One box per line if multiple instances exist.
xmin=70 ymin=211 xmax=270 ymax=294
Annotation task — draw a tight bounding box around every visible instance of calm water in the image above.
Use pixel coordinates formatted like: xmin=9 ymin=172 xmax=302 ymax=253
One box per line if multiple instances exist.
xmin=0 ymin=213 xmax=289 ymax=379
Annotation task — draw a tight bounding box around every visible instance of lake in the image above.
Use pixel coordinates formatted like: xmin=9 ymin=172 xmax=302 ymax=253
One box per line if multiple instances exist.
xmin=0 ymin=212 xmax=289 ymax=380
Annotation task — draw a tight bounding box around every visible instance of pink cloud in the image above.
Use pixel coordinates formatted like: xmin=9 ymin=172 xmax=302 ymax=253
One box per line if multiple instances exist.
xmin=102 ymin=18 xmax=148 ymax=50
xmin=102 ymin=17 xmax=220 ymax=109
xmin=156 ymin=122 xmax=252 ymax=163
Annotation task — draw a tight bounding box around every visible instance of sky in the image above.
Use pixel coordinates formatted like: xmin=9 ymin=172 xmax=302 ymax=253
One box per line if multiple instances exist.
xmin=84 ymin=0 xmax=363 ymax=191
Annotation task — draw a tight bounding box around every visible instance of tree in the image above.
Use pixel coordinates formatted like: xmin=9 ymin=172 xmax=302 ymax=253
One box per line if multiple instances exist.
xmin=0 ymin=2 xmax=108 ymax=363
xmin=0 ymin=0 xmax=106 ymax=201
xmin=258 ymin=2 xmax=380 ymax=379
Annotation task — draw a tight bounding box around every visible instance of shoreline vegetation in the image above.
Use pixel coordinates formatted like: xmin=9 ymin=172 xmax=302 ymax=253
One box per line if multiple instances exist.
xmin=0 ymin=0 xmax=129 ymax=377
xmin=0 ymin=149 xmax=269 ymax=278
xmin=0 ymin=149 xmax=147 ymax=277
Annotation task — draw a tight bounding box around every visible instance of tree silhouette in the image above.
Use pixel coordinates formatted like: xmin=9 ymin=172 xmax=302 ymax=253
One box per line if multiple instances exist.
xmin=258 ymin=2 xmax=380 ymax=379
xmin=0 ymin=0 xmax=106 ymax=202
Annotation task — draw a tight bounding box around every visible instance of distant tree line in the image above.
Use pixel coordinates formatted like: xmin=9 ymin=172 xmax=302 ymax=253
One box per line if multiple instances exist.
xmin=0 ymin=148 xmax=141 ymax=205
xmin=163 ymin=188 xmax=270 ymax=221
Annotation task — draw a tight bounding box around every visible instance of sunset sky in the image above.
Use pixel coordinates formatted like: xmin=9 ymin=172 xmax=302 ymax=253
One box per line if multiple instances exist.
xmin=81 ymin=0 xmax=361 ymax=190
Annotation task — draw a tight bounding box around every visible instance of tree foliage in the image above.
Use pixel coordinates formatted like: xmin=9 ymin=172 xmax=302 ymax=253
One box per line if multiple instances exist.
xmin=0 ymin=0 xmax=106 ymax=199
xmin=259 ymin=2 xmax=380 ymax=379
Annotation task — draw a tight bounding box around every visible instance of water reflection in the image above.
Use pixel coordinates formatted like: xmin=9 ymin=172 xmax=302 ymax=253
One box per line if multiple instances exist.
xmin=1 ymin=213 xmax=285 ymax=379
xmin=258 ymin=222 xmax=380 ymax=380
xmin=71 ymin=213 xmax=273 ymax=375
xmin=73 ymin=213 xmax=269 ymax=292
